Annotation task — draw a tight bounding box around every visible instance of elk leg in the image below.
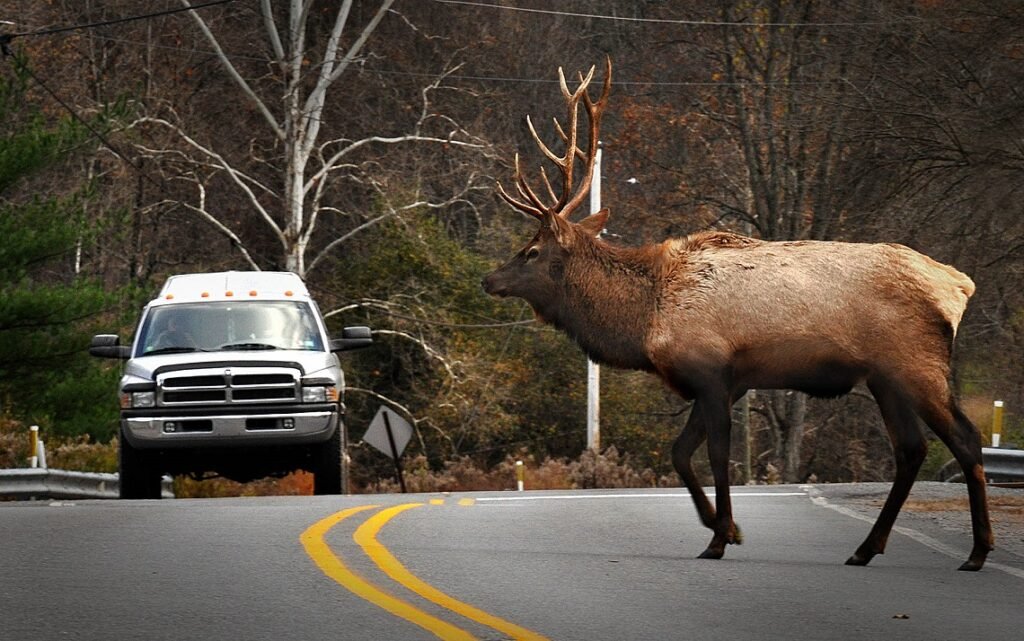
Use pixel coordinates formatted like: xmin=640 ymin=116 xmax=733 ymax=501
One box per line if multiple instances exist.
xmin=846 ymin=382 xmax=927 ymax=567
xmin=672 ymin=404 xmax=716 ymax=530
xmin=698 ymin=395 xmax=740 ymax=559
xmin=915 ymin=394 xmax=993 ymax=571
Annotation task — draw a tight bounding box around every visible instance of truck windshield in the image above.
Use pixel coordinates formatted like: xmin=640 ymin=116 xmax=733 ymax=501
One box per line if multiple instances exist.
xmin=138 ymin=301 xmax=324 ymax=356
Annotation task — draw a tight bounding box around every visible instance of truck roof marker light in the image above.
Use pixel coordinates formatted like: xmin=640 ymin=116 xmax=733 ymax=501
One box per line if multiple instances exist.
xmin=285 ymin=290 xmax=294 ymax=297
xmin=225 ymin=290 xmax=234 ymax=297
xmin=201 ymin=292 xmax=210 ymax=298
xmin=165 ymin=294 xmax=174 ymax=300
xmin=249 ymin=290 xmax=258 ymax=296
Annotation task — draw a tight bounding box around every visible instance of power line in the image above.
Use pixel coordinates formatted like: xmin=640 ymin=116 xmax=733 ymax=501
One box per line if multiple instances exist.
xmin=33 ymin=31 xmax=856 ymax=90
xmin=432 ymin=0 xmax=929 ymax=28
xmin=2 ymin=1 xmax=865 ymax=90
xmin=10 ymin=57 xmax=145 ymax=176
xmin=0 ymin=0 xmax=240 ymax=195
xmin=4 ymin=0 xmax=236 ymax=39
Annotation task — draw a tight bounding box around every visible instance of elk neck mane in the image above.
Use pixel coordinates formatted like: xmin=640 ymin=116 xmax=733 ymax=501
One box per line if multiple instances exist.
xmin=549 ymin=227 xmax=669 ymax=371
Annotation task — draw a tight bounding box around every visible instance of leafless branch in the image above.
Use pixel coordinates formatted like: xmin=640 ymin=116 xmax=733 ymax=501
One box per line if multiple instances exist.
xmin=179 ymin=0 xmax=284 ymax=139
xmin=173 ymin=178 xmax=262 ymax=271
xmin=132 ymin=116 xmax=284 ymax=241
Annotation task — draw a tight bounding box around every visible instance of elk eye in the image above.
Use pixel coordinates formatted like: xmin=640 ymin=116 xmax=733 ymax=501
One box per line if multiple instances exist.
xmin=525 ymin=247 xmax=540 ymax=261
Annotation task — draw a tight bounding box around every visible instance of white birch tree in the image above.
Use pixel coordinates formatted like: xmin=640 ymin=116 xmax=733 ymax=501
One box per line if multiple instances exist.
xmin=133 ymin=0 xmax=486 ymax=279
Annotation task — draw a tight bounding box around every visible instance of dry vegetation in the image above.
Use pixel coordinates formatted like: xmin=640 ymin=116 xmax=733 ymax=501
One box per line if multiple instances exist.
xmin=903 ymin=496 xmax=1024 ymax=522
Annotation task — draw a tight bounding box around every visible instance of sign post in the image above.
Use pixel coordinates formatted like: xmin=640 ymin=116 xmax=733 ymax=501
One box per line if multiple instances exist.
xmin=382 ymin=410 xmax=407 ymax=493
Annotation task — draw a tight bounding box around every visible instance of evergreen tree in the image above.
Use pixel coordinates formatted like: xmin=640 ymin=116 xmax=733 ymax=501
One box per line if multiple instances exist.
xmin=0 ymin=65 xmax=121 ymax=440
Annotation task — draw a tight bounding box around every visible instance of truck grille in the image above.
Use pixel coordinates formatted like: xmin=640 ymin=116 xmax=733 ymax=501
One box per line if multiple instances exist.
xmin=157 ymin=367 xmax=299 ymax=406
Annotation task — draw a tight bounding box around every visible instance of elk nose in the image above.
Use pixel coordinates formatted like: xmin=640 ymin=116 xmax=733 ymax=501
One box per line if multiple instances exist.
xmin=481 ymin=274 xmax=502 ymax=296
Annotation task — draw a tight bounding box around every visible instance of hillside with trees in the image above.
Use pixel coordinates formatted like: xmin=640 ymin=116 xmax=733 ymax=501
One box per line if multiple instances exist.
xmin=1 ymin=0 xmax=1021 ymax=492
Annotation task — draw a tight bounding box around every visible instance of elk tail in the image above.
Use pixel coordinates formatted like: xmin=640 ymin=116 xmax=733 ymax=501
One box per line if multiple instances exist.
xmin=894 ymin=246 xmax=974 ymax=339
xmin=923 ymin=257 xmax=975 ymax=338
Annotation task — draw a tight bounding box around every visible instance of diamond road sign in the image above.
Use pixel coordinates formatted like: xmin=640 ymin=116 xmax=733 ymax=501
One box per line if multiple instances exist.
xmin=362 ymin=406 xmax=413 ymax=459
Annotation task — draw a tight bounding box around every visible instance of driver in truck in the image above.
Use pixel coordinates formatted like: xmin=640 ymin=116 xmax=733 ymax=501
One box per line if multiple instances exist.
xmin=151 ymin=314 xmax=197 ymax=350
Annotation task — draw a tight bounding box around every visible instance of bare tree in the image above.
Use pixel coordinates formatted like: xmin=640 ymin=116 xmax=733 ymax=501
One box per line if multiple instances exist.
xmin=679 ymin=0 xmax=860 ymax=481
xmin=131 ymin=0 xmax=487 ymax=279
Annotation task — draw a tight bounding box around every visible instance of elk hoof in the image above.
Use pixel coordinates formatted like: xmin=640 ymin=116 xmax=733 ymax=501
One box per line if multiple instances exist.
xmin=697 ymin=547 xmax=725 ymax=560
xmin=958 ymin=559 xmax=985 ymax=572
xmin=958 ymin=544 xmax=990 ymax=571
xmin=728 ymin=524 xmax=743 ymax=545
xmin=844 ymin=553 xmax=873 ymax=566
xmin=846 ymin=541 xmax=881 ymax=566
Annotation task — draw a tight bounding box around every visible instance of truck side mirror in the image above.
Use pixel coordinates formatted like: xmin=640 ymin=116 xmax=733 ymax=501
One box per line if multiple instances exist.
xmin=89 ymin=334 xmax=131 ymax=359
xmin=329 ymin=326 xmax=373 ymax=352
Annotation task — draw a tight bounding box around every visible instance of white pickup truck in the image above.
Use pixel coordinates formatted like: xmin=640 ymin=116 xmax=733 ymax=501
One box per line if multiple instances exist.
xmin=90 ymin=271 xmax=371 ymax=498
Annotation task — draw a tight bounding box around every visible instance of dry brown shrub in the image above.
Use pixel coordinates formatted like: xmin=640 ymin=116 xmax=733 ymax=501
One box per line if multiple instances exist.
xmin=47 ymin=437 xmax=118 ymax=473
xmin=903 ymin=495 xmax=1024 ymax=521
xmin=567 ymin=446 xmax=660 ymax=489
xmin=174 ymin=471 xmax=314 ymax=497
xmin=362 ymin=447 xmax=676 ymax=494
xmin=0 ymin=418 xmax=30 ymax=468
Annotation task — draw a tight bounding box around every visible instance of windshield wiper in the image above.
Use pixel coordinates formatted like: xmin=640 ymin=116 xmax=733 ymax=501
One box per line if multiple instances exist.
xmin=217 ymin=342 xmax=280 ymax=351
xmin=144 ymin=346 xmax=202 ymax=355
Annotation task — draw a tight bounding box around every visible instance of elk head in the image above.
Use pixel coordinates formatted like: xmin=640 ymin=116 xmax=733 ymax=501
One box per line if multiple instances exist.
xmin=482 ymin=59 xmax=612 ymax=323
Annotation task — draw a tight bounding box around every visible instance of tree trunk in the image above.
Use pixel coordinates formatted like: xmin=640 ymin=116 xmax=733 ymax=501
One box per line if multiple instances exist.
xmin=765 ymin=389 xmax=808 ymax=483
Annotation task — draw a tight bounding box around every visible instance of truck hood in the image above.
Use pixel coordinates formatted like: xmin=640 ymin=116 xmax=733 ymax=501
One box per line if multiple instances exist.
xmin=125 ymin=349 xmax=341 ymax=382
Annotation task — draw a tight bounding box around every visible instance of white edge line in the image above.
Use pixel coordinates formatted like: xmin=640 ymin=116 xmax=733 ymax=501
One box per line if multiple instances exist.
xmin=802 ymin=485 xmax=1024 ymax=581
xmin=474 ymin=492 xmax=807 ymax=502
xmin=468 ymin=487 xmax=1024 ymax=580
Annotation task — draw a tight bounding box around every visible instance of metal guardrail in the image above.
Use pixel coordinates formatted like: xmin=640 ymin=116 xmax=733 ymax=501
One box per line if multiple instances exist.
xmin=0 ymin=469 xmax=174 ymax=500
xmin=937 ymin=447 xmax=1024 ymax=484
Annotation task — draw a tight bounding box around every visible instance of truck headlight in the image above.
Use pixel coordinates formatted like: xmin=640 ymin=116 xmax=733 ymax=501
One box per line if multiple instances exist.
xmin=131 ymin=391 xmax=156 ymax=408
xmin=302 ymin=385 xmax=338 ymax=403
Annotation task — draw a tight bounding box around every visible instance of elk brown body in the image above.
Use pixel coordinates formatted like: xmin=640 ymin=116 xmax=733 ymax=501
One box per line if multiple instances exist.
xmin=483 ymin=59 xmax=992 ymax=570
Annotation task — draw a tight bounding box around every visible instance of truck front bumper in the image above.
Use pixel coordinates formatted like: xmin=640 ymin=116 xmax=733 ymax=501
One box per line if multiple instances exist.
xmin=121 ymin=403 xmax=339 ymax=449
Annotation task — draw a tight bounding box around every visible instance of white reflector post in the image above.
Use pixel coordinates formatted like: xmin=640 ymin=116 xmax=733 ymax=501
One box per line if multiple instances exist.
xmin=29 ymin=425 xmax=39 ymax=469
xmin=992 ymin=400 xmax=1004 ymax=448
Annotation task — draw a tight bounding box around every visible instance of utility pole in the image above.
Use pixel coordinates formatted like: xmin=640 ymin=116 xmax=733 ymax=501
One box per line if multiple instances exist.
xmin=586 ymin=144 xmax=602 ymax=451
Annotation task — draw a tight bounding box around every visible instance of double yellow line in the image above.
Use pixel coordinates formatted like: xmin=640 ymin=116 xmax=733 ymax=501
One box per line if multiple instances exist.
xmin=300 ymin=501 xmax=548 ymax=641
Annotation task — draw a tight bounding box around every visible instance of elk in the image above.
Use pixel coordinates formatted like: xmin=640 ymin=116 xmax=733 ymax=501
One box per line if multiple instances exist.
xmin=482 ymin=59 xmax=993 ymax=571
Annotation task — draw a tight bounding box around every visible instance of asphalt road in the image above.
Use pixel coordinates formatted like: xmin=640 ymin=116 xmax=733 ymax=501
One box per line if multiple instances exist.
xmin=2 ymin=484 xmax=1023 ymax=641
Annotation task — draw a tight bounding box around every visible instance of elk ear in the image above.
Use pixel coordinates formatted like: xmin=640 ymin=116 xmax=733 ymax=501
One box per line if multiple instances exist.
xmin=546 ymin=212 xmax=573 ymax=245
xmin=577 ymin=208 xmax=609 ymax=238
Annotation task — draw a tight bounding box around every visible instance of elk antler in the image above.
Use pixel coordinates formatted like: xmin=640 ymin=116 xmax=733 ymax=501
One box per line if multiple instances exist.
xmin=497 ymin=57 xmax=612 ymax=220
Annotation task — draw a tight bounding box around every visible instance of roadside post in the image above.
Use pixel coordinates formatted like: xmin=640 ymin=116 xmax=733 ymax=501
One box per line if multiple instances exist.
xmin=362 ymin=406 xmax=413 ymax=493
xmin=515 ymin=460 xmax=525 ymax=491
xmin=992 ymin=400 xmax=1004 ymax=448
xmin=28 ymin=425 xmax=38 ymax=468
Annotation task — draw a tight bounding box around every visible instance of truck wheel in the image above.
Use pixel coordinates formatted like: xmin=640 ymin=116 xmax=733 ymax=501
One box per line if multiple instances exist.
xmin=119 ymin=430 xmax=162 ymax=499
xmin=313 ymin=425 xmax=343 ymax=495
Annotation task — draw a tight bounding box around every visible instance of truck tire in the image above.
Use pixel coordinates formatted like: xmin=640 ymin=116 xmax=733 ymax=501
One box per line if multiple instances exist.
xmin=313 ymin=424 xmax=343 ymax=495
xmin=119 ymin=429 xmax=163 ymax=499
